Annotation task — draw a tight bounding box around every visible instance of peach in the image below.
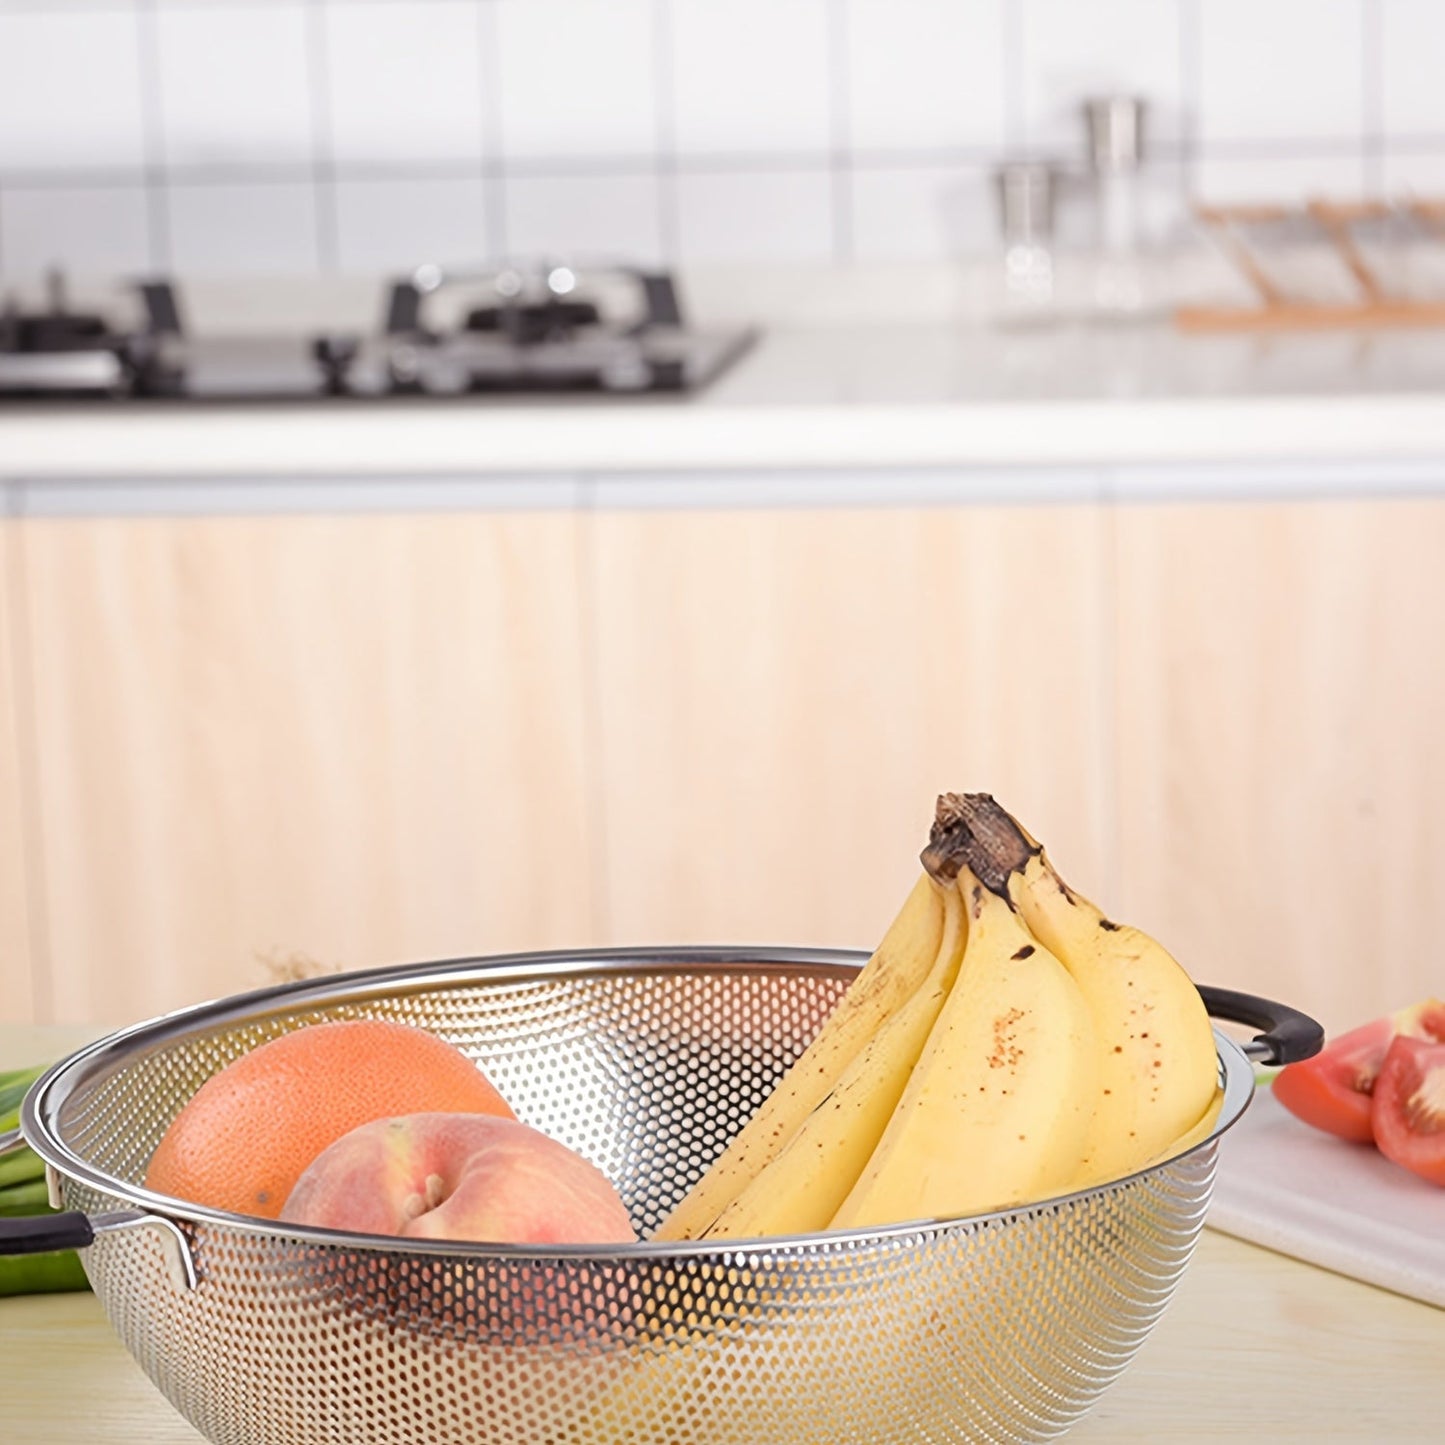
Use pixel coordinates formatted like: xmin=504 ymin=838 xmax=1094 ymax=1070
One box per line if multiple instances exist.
xmin=279 ymin=1111 xmax=637 ymax=1247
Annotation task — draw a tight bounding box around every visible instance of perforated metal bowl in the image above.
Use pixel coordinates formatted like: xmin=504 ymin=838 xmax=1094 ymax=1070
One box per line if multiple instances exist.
xmin=2 ymin=948 xmax=1320 ymax=1445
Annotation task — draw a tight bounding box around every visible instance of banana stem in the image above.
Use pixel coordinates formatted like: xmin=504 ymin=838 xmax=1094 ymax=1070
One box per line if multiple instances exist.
xmin=920 ymin=792 xmax=1036 ymax=896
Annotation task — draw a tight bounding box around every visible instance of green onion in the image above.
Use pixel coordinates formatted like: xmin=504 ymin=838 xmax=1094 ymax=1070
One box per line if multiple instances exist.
xmin=0 ymin=1146 xmax=42 ymax=1191
xmin=0 ymin=1250 xmax=89 ymax=1298
xmin=0 ymin=1180 xmax=51 ymax=1217
xmin=0 ymin=1060 xmax=90 ymax=1298
xmin=0 ymin=1063 xmax=45 ymax=1120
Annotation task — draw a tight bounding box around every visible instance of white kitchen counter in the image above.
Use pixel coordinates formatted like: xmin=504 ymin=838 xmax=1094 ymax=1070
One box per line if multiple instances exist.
xmin=3 ymin=321 xmax=1445 ymax=514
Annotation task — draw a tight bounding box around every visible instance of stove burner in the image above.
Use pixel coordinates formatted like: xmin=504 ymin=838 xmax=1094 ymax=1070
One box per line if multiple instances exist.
xmin=0 ymin=273 xmax=185 ymax=397
xmin=3 ymin=310 xmax=108 ymax=352
xmin=0 ymin=264 xmax=755 ymax=404
xmin=356 ymin=263 xmax=740 ymax=396
xmin=464 ymin=299 xmax=602 ymax=343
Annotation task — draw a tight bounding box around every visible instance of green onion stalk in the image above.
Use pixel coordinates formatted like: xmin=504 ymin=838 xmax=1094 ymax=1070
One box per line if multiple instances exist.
xmin=0 ymin=1064 xmax=92 ymax=1297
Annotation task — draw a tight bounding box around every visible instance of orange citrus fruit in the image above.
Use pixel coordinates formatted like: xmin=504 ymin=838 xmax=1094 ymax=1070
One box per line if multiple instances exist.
xmin=144 ymin=1019 xmax=514 ymax=1218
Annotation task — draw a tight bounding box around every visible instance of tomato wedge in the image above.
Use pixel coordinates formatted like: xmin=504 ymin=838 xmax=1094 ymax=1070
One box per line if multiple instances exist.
xmin=1272 ymin=997 xmax=1445 ymax=1143
xmin=1371 ymin=1035 xmax=1445 ymax=1186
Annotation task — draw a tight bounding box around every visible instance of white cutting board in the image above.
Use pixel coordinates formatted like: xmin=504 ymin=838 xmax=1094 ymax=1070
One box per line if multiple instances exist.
xmin=1209 ymin=1081 xmax=1445 ymax=1309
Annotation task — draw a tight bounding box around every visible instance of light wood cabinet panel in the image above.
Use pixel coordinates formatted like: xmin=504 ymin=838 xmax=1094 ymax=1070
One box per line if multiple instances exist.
xmin=1113 ymin=496 xmax=1445 ymax=1036
xmin=587 ymin=503 xmax=1112 ymax=952
xmin=18 ymin=510 xmax=595 ymax=1025
xmin=0 ymin=522 xmax=37 ymax=1026
xmin=24 ymin=478 xmax=1439 ymax=1038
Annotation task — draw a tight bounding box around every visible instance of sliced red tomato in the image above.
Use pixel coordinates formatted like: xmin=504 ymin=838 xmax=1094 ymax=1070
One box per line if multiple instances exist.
xmin=1272 ymin=997 xmax=1445 ymax=1143
xmin=1371 ymin=1035 xmax=1445 ymax=1186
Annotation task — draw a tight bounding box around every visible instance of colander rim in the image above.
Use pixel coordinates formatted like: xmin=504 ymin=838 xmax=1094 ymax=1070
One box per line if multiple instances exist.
xmin=19 ymin=945 xmax=1258 ymax=1261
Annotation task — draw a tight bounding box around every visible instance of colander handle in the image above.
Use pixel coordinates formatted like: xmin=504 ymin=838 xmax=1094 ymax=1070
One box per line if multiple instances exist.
xmin=0 ymin=1208 xmax=198 ymax=1289
xmin=1198 ymin=984 xmax=1323 ymax=1066
xmin=0 ymin=1209 xmax=96 ymax=1255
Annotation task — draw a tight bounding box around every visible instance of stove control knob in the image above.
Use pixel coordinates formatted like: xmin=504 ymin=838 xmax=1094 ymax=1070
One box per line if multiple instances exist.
xmin=422 ymin=357 xmax=470 ymax=396
xmin=389 ymin=342 xmax=421 ymax=386
xmin=313 ymin=334 xmax=359 ymax=393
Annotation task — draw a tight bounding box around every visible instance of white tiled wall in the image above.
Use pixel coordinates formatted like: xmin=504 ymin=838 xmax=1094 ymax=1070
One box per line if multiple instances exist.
xmin=155 ymin=7 xmax=316 ymax=169
xmin=494 ymin=1 xmax=658 ymax=160
xmin=0 ymin=0 xmax=1441 ymax=280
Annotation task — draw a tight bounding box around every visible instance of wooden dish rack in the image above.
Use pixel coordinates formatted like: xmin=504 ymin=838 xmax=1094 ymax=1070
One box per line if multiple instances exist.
xmin=1175 ymin=198 xmax=1445 ymax=332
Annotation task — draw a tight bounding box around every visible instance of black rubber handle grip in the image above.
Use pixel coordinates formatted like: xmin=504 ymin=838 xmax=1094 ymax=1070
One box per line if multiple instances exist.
xmin=0 ymin=1210 xmax=96 ymax=1256
xmin=1198 ymin=984 xmax=1324 ymax=1066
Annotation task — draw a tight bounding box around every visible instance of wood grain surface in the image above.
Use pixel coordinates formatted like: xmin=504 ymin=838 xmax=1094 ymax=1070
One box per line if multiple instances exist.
xmin=588 ymin=503 xmax=1112 ymax=952
xmin=14 ymin=511 xmax=597 ymax=1023
xmin=0 ymin=522 xmax=36 ymax=1025
xmin=8 ymin=494 xmax=1445 ymax=1035
xmin=1112 ymin=496 xmax=1445 ymax=1038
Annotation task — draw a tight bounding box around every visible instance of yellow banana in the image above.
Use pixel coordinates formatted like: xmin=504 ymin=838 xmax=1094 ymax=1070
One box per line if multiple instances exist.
xmin=653 ymin=871 xmax=947 ymax=1241
xmin=830 ymin=864 xmax=1099 ymax=1229
xmin=700 ymin=881 xmax=967 ymax=1240
xmin=934 ymin=793 xmax=1220 ymax=1191
xmin=1144 ymin=1085 xmax=1225 ymax=1168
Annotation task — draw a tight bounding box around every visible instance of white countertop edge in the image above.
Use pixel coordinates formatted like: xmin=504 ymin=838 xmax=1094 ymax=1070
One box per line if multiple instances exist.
xmin=4 ymin=395 xmax=1445 ymax=482
xmin=9 ymin=454 xmax=1445 ymax=519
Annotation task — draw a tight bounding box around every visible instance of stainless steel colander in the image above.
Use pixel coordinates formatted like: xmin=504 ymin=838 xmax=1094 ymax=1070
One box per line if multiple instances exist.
xmin=1 ymin=948 xmax=1321 ymax=1445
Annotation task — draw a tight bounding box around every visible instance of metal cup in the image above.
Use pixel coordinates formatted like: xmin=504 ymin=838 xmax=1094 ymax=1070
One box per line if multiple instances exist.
xmin=1083 ymin=95 xmax=1148 ymax=172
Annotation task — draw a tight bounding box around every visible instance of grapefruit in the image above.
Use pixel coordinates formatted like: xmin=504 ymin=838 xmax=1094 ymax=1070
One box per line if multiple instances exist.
xmin=144 ymin=1019 xmax=513 ymax=1218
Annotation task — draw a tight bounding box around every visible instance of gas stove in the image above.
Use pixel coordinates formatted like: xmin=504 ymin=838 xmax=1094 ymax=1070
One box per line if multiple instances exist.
xmin=0 ymin=265 xmax=756 ymax=403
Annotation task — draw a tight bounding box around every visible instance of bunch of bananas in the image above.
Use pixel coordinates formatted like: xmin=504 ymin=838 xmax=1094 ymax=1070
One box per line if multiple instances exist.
xmin=656 ymin=793 xmax=1222 ymax=1241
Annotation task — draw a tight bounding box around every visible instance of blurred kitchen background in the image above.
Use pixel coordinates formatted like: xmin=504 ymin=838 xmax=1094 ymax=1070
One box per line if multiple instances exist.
xmin=3 ymin=1 xmax=1444 ymax=1040
xmin=1 ymin=0 xmax=1442 ymax=281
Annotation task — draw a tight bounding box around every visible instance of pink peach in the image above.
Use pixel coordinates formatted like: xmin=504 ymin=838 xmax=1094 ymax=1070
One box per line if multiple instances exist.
xmin=279 ymin=1112 xmax=636 ymax=1246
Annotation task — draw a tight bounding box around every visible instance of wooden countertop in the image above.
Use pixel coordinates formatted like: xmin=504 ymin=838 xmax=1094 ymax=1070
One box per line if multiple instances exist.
xmin=4 ymin=1027 xmax=1443 ymax=1442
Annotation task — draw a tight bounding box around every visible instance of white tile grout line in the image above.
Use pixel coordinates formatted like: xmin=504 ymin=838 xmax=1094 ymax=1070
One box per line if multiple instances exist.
xmin=134 ymin=0 xmax=172 ymax=273
xmin=15 ymin=136 xmax=1422 ymax=194
xmin=305 ymin=0 xmax=340 ymax=272
xmin=1363 ymin=0 xmax=1384 ymax=196
xmin=1002 ymin=0 xmax=1026 ymax=151
xmin=476 ymin=0 xmax=508 ymax=259
xmin=652 ymin=0 xmax=679 ymax=264
xmin=1178 ymin=0 xmax=1201 ymax=204
xmin=826 ymin=0 xmax=854 ymax=265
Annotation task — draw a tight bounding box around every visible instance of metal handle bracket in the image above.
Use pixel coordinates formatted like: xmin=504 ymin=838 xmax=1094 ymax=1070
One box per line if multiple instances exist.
xmin=1198 ymin=984 xmax=1323 ymax=1066
xmin=0 ymin=1207 xmax=197 ymax=1290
